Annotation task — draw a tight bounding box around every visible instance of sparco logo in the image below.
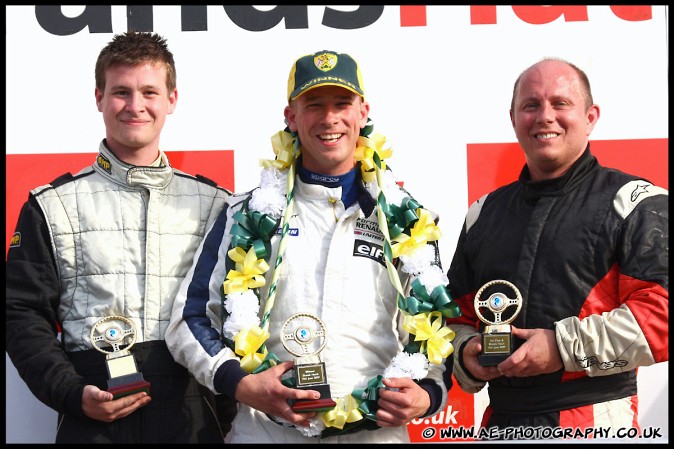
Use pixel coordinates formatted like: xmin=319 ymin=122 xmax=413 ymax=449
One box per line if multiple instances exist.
xmin=353 ymin=239 xmax=385 ymax=266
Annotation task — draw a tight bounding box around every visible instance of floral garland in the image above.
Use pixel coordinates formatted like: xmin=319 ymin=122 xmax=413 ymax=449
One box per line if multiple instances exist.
xmin=220 ymin=122 xmax=461 ymax=437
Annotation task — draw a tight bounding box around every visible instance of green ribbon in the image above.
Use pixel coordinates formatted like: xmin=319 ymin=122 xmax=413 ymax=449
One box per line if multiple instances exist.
xmin=383 ymin=197 xmax=421 ymax=239
xmin=351 ymin=375 xmax=384 ymax=421
xmin=404 ymin=340 xmax=423 ymax=354
xmin=359 ymin=117 xmax=374 ymax=137
xmin=230 ymin=208 xmax=279 ymax=260
xmin=398 ymin=278 xmax=461 ymax=318
xmin=251 ymin=351 xmax=282 ymax=374
xmin=281 ymin=377 xmax=295 ymax=388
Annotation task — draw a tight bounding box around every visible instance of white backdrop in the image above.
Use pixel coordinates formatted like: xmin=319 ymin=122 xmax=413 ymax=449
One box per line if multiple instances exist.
xmin=5 ymin=5 xmax=668 ymax=443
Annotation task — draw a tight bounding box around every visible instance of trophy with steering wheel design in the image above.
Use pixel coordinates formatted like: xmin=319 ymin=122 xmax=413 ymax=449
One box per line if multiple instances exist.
xmin=474 ymin=280 xmax=523 ymax=366
xmin=90 ymin=316 xmax=151 ymax=399
xmin=280 ymin=313 xmax=337 ymax=412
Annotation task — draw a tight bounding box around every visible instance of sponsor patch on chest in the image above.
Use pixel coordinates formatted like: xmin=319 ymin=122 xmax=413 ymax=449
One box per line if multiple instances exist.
xmin=275 ymin=227 xmax=299 ymax=237
xmin=354 ymin=217 xmax=384 ymax=241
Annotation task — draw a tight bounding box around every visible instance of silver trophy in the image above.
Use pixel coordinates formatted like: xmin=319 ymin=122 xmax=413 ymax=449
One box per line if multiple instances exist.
xmin=90 ymin=316 xmax=151 ymax=399
xmin=474 ymin=280 xmax=523 ymax=366
xmin=280 ymin=313 xmax=336 ymax=412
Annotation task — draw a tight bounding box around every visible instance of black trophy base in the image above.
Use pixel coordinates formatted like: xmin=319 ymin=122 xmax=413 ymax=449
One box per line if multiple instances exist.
xmin=108 ymin=373 xmax=151 ymax=399
xmin=479 ymin=332 xmax=513 ymax=366
xmin=478 ymin=352 xmax=510 ymax=366
xmin=289 ymin=384 xmax=336 ymax=412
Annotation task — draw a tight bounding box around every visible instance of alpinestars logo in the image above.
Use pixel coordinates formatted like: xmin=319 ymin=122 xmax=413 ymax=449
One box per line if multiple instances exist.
xmin=630 ymin=183 xmax=649 ymax=202
xmin=354 ymin=239 xmax=385 ymax=266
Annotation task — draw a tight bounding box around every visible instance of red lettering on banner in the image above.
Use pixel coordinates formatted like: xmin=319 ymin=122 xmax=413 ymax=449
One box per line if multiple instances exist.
xmin=400 ymin=5 xmax=426 ymax=27
xmin=610 ymin=5 xmax=653 ymax=21
xmin=470 ymin=5 xmax=497 ymax=24
xmin=512 ymin=6 xmax=588 ymax=24
xmin=470 ymin=5 xmax=652 ymax=25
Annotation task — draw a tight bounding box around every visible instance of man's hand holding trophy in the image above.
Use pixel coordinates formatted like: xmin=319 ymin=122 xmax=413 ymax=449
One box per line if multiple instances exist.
xmin=474 ymin=280 xmax=523 ymax=366
xmin=90 ymin=316 xmax=151 ymax=399
xmin=280 ymin=313 xmax=337 ymax=412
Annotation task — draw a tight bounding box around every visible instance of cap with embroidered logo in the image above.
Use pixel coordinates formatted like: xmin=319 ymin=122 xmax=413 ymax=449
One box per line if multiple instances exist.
xmin=287 ymin=50 xmax=365 ymax=102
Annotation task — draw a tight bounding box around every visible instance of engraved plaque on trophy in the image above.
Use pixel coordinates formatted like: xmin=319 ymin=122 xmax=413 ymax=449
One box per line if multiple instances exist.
xmin=90 ymin=316 xmax=151 ymax=399
xmin=280 ymin=313 xmax=337 ymax=412
xmin=474 ymin=280 xmax=523 ymax=366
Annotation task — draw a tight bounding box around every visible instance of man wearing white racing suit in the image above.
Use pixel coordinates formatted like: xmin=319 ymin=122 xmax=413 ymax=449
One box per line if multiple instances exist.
xmin=166 ymin=49 xmax=458 ymax=443
xmin=5 ymin=32 xmax=233 ymax=443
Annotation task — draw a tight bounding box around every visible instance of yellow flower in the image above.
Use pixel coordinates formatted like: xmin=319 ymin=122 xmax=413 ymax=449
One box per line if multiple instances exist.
xmin=320 ymin=395 xmax=363 ymax=429
xmin=234 ymin=326 xmax=270 ymax=373
xmin=261 ymin=130 xmax=297 ymax=170
xmin=403 ymin=311 xmax=455 ymax=365
xmin=223 ymin=246 xmax=270 ymax=294
xmin=391 ymin=208 xmax=442 ymax=259
xmin=355 ymin=134 xmax=392 ymax=183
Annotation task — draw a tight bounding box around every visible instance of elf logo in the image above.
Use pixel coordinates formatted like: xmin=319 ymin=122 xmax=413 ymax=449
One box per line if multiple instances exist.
xmin=354 ymin=239 xmax=385 ymax=266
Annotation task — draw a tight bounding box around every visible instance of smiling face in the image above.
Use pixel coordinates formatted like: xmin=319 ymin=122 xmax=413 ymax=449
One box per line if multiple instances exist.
xmin=509 ymin=59 xmax=600 ymax=181
xmin=95 ymin=61 xmax=177 ymax=165
xmin=284 ymin=85 xmax=369 ymax=175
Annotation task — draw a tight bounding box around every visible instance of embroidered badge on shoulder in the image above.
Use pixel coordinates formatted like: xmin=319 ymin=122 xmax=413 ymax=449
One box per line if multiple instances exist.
xmin=614 ymin=180 xmax=667 ymax=220
xmin=10 ymin=232 xmax=21 ymax=248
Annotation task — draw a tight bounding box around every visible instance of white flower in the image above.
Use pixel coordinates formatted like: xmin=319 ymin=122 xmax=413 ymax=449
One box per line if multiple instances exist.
xmin=381 ymin=170 xmax=406 ymax=207
xmin=382 ymin=364 xmax=409 ymax=379
xmin=249 ymin=167 xmax=287 ymax=218
xmin=364 ymin=169 xmax=406 ymax=208
xmin=259 ymin=166 xmax=286 ymax=190
xmin=295 ymin=417 xmax=326 ymax=437
xmin=272 ymin=416 xmax=325 ymax=437
xmin=417 ymin=264 xmax=449 ymax=295
xmin=364 ymin=178 xmax=379 ymax=199
xmin=400 ymin=244 xmax=435 ymax=274
xmin=383 ymin=352 xmax=429 ymax=380
xmin=222 ymin=291 xmax=261 ymax=340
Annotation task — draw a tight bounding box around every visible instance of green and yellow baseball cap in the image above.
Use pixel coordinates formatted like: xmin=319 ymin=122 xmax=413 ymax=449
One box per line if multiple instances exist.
xmin=287 ymin=50 xmax=365 ymax=102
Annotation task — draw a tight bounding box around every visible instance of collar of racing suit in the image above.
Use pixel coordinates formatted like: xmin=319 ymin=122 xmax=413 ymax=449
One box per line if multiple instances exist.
xmin=93 ymin=139 xmax=174 ymax=190
xmin=519 ymin=145 xmax=598 ymax=204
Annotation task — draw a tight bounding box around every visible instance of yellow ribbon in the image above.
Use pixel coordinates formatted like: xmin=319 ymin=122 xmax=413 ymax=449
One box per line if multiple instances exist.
xmin=261 ymin=130 xmax=297 ymax=170
xmin=223 ymin=246 xmax=270 ymax=294
xmin=391 ymin=208 xmax=442 ymax=259
xmin=403 ymin=311 xmax=455 ymax=365
xmin=234 ymin=326 xmax=270 ymax=373
xmin=355 ymin=134 xmax=392 ymax=183
xmin=320 ymin=395 xmax=363 ymax=430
